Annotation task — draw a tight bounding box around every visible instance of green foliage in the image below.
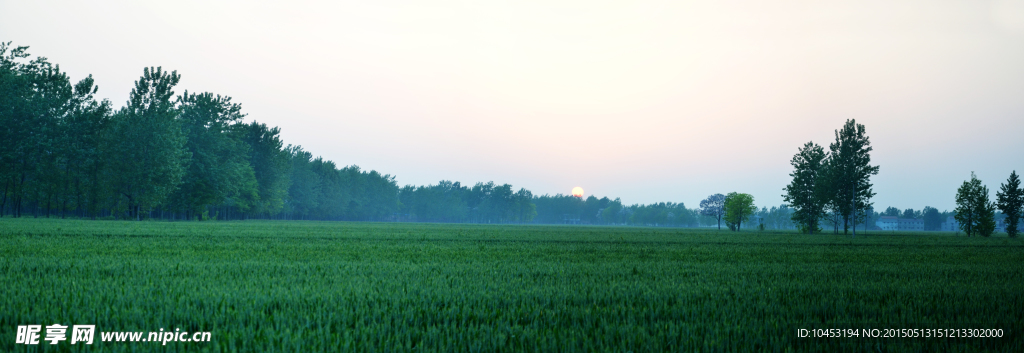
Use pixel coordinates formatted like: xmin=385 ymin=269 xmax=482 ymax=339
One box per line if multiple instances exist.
xmin=104 ymin=67 xmax=189 ymax=219
xmin=955 ymin=172 xmax=997 ymax=237
xmin=784 ymin=120 xmax=878 ymax=235
xmin=996 ymin=171 xmax=1022 ymax=238
xmin=921 ymin=207 xmax=942 ymax=230
xmin=723 ymin=192 xmax=756 ymax=231
xmin=824 ymin=119 xmax=880 ymax=234
xmin=169 ymin=91 xmax=257 ymax=219
xmin=1 ymin=219 xmax=1022 ymax=351
xmin=783 ymin=142 xmax=826 ymax=234
xmin=240 ymin=121 xmax=291 ymax=217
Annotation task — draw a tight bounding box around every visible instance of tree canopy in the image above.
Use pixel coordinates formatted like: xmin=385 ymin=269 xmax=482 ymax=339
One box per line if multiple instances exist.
xmin=955 ymin=172 xmax=996 ymax=237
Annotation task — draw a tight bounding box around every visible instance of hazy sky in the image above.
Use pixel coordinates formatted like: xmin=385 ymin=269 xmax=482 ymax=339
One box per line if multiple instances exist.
xmin=3 ymin=0 xmax=1023 ymax=211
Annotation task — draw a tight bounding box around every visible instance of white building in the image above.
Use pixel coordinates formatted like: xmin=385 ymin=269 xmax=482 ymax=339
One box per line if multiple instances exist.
xmin=941 ymin=216 xmax=959 ymax=232
xmin=876 ymin=216 xmax=898 ymax=231
xmin=898 ymin=218 xmax=924 ymax=231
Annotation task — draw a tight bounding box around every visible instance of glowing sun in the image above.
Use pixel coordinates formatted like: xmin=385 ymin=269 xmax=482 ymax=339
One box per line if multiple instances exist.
xmin=571 ymin=187 xmax=584 ymax=198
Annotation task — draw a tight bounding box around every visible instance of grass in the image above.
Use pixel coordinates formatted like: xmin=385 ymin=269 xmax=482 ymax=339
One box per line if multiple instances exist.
xmin=1 ymin=218 xmax=1022 ymax=351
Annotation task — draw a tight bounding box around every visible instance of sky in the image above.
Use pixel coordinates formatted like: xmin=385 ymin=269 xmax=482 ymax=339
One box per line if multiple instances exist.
xmin=2 ymin=0 xmax=1023 ymax=211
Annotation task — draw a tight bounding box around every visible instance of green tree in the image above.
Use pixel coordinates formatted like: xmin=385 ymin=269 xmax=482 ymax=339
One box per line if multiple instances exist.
xmin=241 ymin=122 xmax=291 ymax=218
xmin=168 ymin=92 xmax=258 ymax=220
xmin=783 ymin=142 xmax=827 ymax=234
xmin=825 ymin=119 xmax=880 ymax=234
xmin=955 ymin=172 xmax=996 ymax=237
xmin=996 ymin=171 xmax=1022 ymax=238
xmin=0 ymin=43 xmax=61 ymax=217
xmin=104 ymin=67 xmax=188 ymax=220
xmin=922 ymin=206 xmax=942 ymax=231
xmin=902 ymin=208 xmax=916 ymax=219
xmin=514 ymin=188 xmax=537 ymax=223
xmin=600 ymin=198 xmax=624 ymax=224
xmin=724 ymin=192 xmax=756 ymax=231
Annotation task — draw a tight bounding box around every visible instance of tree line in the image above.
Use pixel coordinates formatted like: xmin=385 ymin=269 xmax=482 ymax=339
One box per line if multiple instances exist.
xmin=0 ymin=43 xmax=414 ymax=221
xmin=0 ymin=42 xmax=730 ymax=225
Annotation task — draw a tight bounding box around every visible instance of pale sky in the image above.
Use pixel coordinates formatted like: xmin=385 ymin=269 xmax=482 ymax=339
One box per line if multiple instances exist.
xmin=2 ymin=0 xmax=1023 ymax=211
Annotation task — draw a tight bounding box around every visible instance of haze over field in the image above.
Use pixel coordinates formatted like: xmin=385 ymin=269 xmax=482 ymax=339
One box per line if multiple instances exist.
xmin=2 ymin=0 xmax=1023 ymax=211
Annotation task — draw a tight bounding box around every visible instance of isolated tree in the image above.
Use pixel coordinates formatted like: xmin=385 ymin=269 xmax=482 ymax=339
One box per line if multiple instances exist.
xmin=825 ymin=119 xmax=880 ymax=234
xmin=104 ymin=67 xmax=188 ymax=220
xmin=700 ymin=193 xmax=726 ymax=230
xmin=783 ymin=142 xmax=827 ymax=234
xmin=996 ymin=171 xmax=1022 ymax=238
xmin=955 ymin=172 xmax=997 ymax=237
xmin=724 ymin=192 xmax=756 ymax=231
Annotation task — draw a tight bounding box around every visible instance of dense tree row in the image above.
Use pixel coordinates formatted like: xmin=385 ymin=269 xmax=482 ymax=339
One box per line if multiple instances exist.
xmin=0 ymin=43 xmax=402 ymax=221
xmin=398 ymin=181 xmax=536 ymax=223
xmin=783 ymin=119 xmax=880 ymax=234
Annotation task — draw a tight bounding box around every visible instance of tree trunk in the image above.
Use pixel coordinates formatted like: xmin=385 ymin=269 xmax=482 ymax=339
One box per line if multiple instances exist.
xmin=1 ymin=178 xmax=8 ymax=217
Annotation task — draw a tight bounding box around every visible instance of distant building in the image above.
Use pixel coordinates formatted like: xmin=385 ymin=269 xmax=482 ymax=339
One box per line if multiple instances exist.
xmin=995 ymin=218 xmax=1015 ymax=233
xmin=876 ymin=216 xmax=898 ymax=231
xmin=898 ymin=218 xmax=923 ymax=231
xmin=941 ymin=216 xmax=959 ymax=232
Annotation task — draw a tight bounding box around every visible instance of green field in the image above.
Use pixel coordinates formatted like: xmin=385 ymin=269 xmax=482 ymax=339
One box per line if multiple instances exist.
xmin=2 ymin=219 xmax=1022 ymax=351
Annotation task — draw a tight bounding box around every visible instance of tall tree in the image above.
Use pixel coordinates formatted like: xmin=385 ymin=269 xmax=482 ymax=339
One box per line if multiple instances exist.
xmin=241 ymin=122 xmax=291 ymax=218
xmin=513 ymin=188 xmax=537 ymax=223
xmin=168 ymin=92 xmax=258 ymax=220
xmin=723 ymin=192 xmax=756 ymax=231
xmin=0 ymin=43 xmax=58 ymax=217
xmin=996 ymin=171 xmax=1022 ymax=238
xmin=783 ymin=142 xmax=827 ymax=234
xmin=825 ymin=119 xmax=880 ymax=234
xmin=56 ymin=75 xmax=112 ymax=218
xmin=955 ymin=172 xmax=997 ymax=237
xmin=104 ymin=67 xmax=188 ymax=220
xmin=700 ymin=193 xmax=726 ymax=230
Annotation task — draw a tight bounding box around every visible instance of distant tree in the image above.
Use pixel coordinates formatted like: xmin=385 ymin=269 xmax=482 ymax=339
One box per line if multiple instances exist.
xmin=825 ymin=119 xmax=880 ymax=234
xmin=996 ymin=171 xmax=1022 ymax=238
xmin=513 ymin=188 xmax=537 ymax=223
xmin=882 ymin=207 xmax=900 ymax=217
xmin=600 ymin=198 xmax=624 ymax=224
xmin=700 ymin=193 xmax=726 ymax=230
xmin=783 ymin=142 xmax=827 ymax=234
xmin=104 ymin=67 xmax=188 ymax=220
xmin=723 ymin=192 xmax=756 ymax=231
xmin=902 ymin=208 xmax=916 ymax=219
xmin=922 ymin=206 xmax=942 ymax=231
xmin=955 ymin=172 xmax=996 ymax=237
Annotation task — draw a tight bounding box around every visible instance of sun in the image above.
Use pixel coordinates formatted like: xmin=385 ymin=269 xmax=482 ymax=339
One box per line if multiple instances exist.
xmin=571 ymin=187 xmax=584 ymax=198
